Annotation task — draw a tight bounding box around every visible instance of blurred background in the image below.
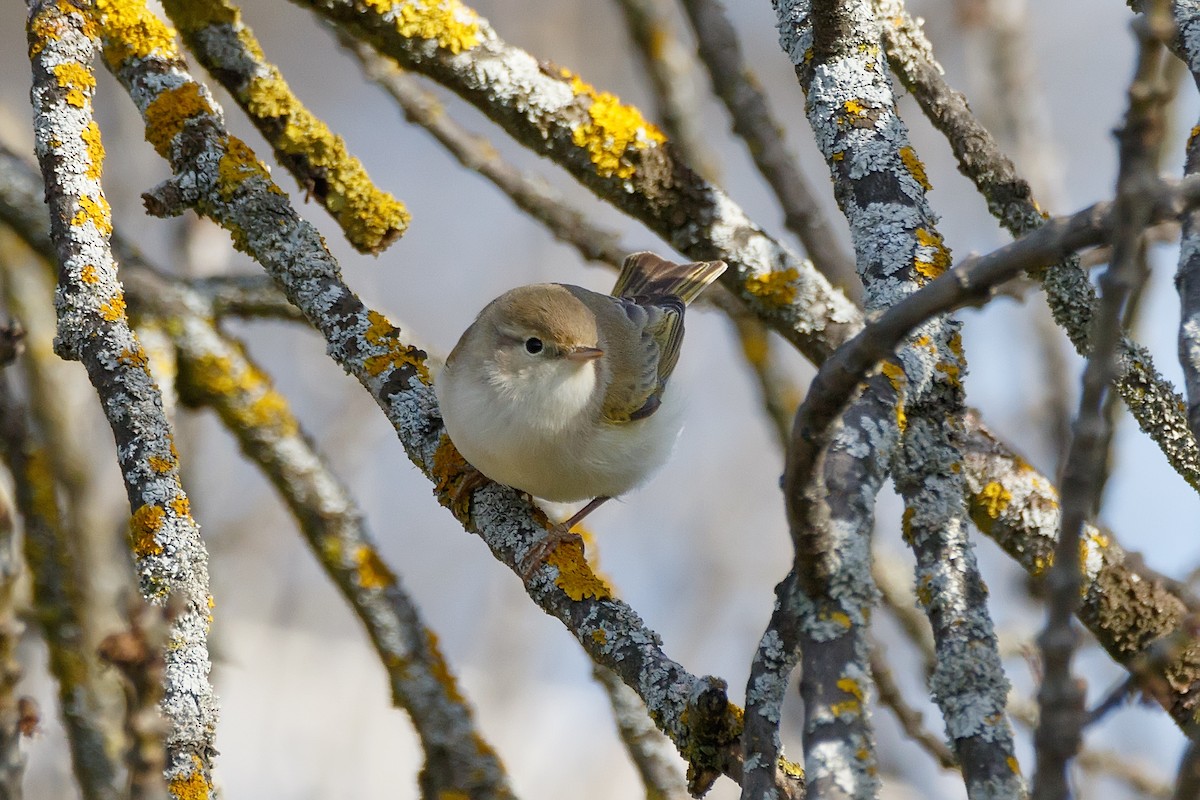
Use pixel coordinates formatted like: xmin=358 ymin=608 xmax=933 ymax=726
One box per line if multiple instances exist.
xmin=0 ymin=0 xmax=1196 ymax=797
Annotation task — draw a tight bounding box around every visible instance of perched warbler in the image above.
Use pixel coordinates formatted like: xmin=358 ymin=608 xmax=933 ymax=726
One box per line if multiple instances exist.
xmin=436 ymin=251 xmax=727 ymax=529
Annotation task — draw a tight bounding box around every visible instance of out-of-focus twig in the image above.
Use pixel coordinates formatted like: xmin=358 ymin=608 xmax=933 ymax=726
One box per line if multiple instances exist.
xmin=613 ymin=0 xmax=719 ymax=180
xmin=678 ymin=0 xmax=859 ymax=300
xmin=868 ymin=642 xmax=957 ymax=771
xmin=593 ymin=665 xmax=690 ymax=800
xmin=1033 ymin=10 xmax=1171 ymax=799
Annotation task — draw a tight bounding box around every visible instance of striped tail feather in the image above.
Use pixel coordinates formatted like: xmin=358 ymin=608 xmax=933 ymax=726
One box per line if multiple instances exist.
xmin=611 ymin=251 xmax=727 ymax=305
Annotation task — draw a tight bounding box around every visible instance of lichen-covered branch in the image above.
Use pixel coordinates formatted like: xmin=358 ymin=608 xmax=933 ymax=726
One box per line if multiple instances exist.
xmin=0 ymin=123 xmax=514 ymax=799
xmin=875 ymin=0 xmax=1200 ymax=496
xmin=1171 ymin=1 xmax=1200 ymax=446
xmin=0 ymin=390 xmax=30 ymax=800
xmin=1034 ymin=11 xmax=1170 ymax=798
xmin=290 ymin=0 xmax=863 ymax=366
xmin=90 ymin=1 xmax=766 ymax=791
xmin=0 ymin=375 xmax=120 ymax=800
xmin=613 ymin=0 xmax=718 ymax=180
xmin=677 ymin=0 xmax=859 ymax=300
xmin=27 ymin=2 xmax=216 ymax=795
xmin=343 ymin=44 xmax=629 ymax=269
xmin=159 ymin=0 xmax=409 ymax=254
xmin=593 ymin=665 xmax=690 ymax=800
xmin=158 ymin=289 xmax=517 ymax=799
xmin=774 ymin=2 xmax=1022 ymax=798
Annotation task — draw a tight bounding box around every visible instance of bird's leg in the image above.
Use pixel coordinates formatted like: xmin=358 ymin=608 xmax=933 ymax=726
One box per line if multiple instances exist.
xmin=562 ymin=496 xmax=611 ymax=530
xmin=518 ymin=496 xmax=611 ymax=583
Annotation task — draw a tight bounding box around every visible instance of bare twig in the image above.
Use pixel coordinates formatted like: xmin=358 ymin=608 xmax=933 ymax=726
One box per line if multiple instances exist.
xmin=678 ymin=0 xmax=859 ymax=300
xmin=1032 ymin=10 xmax=1171 ymax=799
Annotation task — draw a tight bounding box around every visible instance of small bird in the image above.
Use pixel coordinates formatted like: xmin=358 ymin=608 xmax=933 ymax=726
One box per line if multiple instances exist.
xmin=436 ymin=252 xmax=727 ymax=531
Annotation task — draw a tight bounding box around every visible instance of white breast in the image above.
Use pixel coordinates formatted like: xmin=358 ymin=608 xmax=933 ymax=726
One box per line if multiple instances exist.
xmin=436 ymin=359 xmax=682 ymax=502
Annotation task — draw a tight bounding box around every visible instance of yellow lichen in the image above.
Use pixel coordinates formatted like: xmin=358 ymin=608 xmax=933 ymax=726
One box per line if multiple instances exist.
xmin=25 ymin=449 xmax=60 ymax=528
xmin=915 ymin=575 xmax=933 ymax=607
xmin=546 ymin=537 xmax=612 ymax=601
xmin=143 ymin=82 xmax=210 ymax=157
xmin=1007 ymin=755 xmax=1020 ymax=774
xmin=353 ymin=545 xmax=396 ymax=590
xmin=363 ymin=310 xmax=431 ymax=383
xmin=245 ymin=74 xmax=409 ymax=252
xmin=900 ymin=505 xmax=915 ymax=543
xmin=129 ymin=504 xmax=165 ymax=556
xmin=53 ymin=62 xmax=95 ymax=108
xmin=564 ymin=70 xmax=665 ymax=180
xmin=591 ymin=628 xmax=608 ymax=645
xmin=819 ymin=609 xmax=852 ymax=629
xmin=160 ymin=0 xmax=238 ymax=32
xmin=843 ymin=99 xmax=867 ymax=118
xmin=170 ymin=496 xmax=190 ymax=518
xmin=148 ymin=455 xmax=173 ymax=474
xmin=880 ymin=359 xmax=907 ymax=431
xmin=217 ymin=135 xmax=272 ymax=200
xmin=99 ymin=294 xmax=127 ymax=322
xmin=934 ymin=360 xmax=960 ymax=386
xmin=359 ymin=0 xmax=481 ymax=54
xmin=119 ymin=347 xmax=149 ymax=370
xmin=913 ymin=227 xmax=951 ymax=282
xmin=96 ymin=0 xmax=180 ymax=70
xmin=899 ymin=145 xmax=930 ymax=191
xmin=745 ymin=268 xmax=800 ymax=309
xmin=834 ymin=675 xmax=864 ymax=716
xmin=977 ymin=481 xmax=1012 ymax=519
xmin=424 ymin=629 xmax=467 ymax=703
xmin=80 ymin=263 xmax=100 ymax=284
xmin=71 ymin=194 xmax=112 ymax=236
xmin=82 ymin=121 xmax=105 ymax=180
xmin=166 ymin=756 xmax=211 ymax=800
xmin=432 ymin=436 xmax=476 ymax=518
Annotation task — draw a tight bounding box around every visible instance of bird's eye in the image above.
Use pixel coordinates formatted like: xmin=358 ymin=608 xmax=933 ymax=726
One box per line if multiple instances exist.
xmin=524 ymin=337 xmax=544 ymax=354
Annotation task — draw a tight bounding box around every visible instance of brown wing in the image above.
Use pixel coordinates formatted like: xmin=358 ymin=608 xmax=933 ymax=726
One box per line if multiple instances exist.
xmin=598 ymin=294 xmax=686 ymax=423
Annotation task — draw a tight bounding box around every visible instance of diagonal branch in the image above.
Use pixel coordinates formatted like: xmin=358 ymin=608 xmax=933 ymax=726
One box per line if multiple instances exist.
xmin=27 ymin=2 xmax=217 ymax=795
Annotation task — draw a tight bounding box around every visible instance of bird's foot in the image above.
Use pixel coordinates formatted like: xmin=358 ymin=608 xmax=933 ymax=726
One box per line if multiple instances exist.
xmin=519 ymin=523 xmax=585 ymax=585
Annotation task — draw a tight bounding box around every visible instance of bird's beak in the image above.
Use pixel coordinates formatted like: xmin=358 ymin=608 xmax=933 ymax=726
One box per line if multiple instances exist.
xmin=565 ymin=346 xmax=604 ymax=362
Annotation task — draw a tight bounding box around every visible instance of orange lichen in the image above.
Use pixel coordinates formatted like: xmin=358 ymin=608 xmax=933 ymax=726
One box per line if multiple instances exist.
xmin=899 ymin=145 xmax=930 ymax=191
xmin=143 ymin=83 xmax=210 ymax=157
xmin=546 ymin=537 xmax=611 ymax=601
xmin=353 ymin=545 xmax=396 ymax=590
xmin=562 ymin=69 xmax=665 ymax=180
xmin=96 ymin=0 xmax=180 ymax=70
xmin=129 ymin=504 xmax=165 ymax=556
xmin=80 ymin=263 xmax=100 ymax=284
xmin=745 ymin=268 xmax=800 ymax=309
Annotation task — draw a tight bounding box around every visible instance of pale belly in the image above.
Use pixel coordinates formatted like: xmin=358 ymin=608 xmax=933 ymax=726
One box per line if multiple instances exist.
xmin=438 ymin=376 xmax=682 ymax=501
